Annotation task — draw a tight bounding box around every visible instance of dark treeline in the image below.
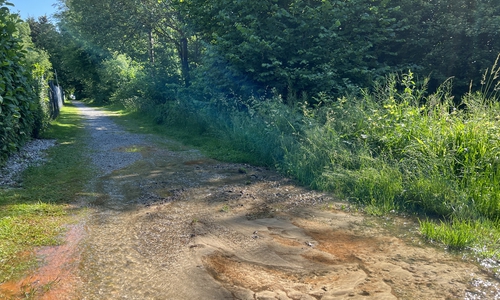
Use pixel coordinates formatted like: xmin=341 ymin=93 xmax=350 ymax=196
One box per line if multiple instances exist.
xmin=28 ymin=0 xmax=499 ymax=106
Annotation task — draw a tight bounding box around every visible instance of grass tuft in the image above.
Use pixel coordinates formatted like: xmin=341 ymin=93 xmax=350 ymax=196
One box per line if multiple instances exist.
xmin=419 ymin=219 xmax=478 ymax=250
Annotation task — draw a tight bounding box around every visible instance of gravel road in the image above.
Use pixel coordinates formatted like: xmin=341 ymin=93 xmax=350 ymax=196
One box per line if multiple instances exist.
xmin=75 ymin=101 xmax=149 ymax=175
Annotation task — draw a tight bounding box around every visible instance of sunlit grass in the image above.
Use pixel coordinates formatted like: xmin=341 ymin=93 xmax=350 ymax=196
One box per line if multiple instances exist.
xmin=419 ymin=219 xmax=478 ymax=250
xmin=0 ymin=103 xmax=92 ymax=282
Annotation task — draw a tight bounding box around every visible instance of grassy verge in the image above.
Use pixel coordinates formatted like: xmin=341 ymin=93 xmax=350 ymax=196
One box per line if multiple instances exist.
xmin=0 ymin=103 xmax=92 ymax=283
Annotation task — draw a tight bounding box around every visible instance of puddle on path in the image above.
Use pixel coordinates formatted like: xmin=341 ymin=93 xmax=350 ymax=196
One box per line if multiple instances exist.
xmin=3 ymin=102 xmax=500 ymax=299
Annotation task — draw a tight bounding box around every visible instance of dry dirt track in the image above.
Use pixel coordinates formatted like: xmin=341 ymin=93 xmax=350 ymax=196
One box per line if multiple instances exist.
xmin=4 ymin=102 xmax=500 ymax=299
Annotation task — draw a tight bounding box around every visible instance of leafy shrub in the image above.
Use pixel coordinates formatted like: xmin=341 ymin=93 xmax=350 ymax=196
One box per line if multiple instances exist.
xmin=0 ymin=3 xmax=43 ymax=164
xmin=280 ymin=66 xmax=500 ymax=222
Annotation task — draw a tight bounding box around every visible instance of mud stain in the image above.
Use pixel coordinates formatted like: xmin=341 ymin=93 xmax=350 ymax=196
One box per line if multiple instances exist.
xmin=203 ymin=246 xmax=392 ymax=299
xmin=305 ymin=229 xmax=380 ymax=263
xmin=193 ymin=210 xmax=499 ymax=299
xmin=0 ymin=223 xmax=85 ymax=299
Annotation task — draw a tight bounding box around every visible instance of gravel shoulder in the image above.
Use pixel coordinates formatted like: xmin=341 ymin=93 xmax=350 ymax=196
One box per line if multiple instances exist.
xmin=0 ymin=139 xmax=56 ymax=187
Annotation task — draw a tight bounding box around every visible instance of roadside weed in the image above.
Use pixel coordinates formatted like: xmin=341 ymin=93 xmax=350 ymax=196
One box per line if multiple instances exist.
xmin=419 ymin=219 xmax=478 ymax=250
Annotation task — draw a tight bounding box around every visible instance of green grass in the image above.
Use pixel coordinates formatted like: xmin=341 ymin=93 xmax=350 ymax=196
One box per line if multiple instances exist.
xmin=419 ymin=219 xmax=478 ymax=250
xmin=0 ymin=103 xmax=92 ymax=283
xmin=419 ymin=218 xmax=500 ymax=257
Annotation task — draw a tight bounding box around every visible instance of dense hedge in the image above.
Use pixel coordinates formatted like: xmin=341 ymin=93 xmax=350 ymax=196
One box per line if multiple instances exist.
xmin=0 ymin=2 xmax=46 ymax=165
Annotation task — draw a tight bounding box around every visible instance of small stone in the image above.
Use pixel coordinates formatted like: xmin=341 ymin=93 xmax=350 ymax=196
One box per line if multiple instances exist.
xmin=256 ymin=291 xmax=277 ymax=300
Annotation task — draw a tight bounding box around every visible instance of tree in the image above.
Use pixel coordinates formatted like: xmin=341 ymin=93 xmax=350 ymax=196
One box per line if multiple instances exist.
xmin=27 ymin=16 xmax=62 ymax=80
xmin=187 ymin=0 xmax=406 ymax=102
xmin=61 ymin=0 xmax=193 ymax=87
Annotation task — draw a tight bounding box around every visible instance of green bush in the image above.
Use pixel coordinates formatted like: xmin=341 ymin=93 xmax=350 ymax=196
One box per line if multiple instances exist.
xmin=0 ymin=2 xmax=43 ymax=164
xmin=279 ymin=67 xmax=500 ymax=222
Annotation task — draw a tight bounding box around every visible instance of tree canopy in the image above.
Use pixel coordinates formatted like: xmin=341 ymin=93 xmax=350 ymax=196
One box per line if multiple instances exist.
xmin=36 ymin=0 xmax=500 ymax=104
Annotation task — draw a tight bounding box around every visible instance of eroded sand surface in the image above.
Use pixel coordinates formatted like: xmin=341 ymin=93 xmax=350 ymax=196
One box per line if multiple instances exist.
xmin=2 ymin=102 xmax=499 ymax=299
xmin=77 ymin=157 xmax=496 ymax=300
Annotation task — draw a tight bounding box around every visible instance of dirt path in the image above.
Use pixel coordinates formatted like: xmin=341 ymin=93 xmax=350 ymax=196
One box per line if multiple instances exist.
xmin=6 ymin=102 xmax=500 ymax=299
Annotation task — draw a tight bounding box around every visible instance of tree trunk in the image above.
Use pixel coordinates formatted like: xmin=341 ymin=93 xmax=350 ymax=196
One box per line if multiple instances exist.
xmin=148 ymin=30 xmax=155 ymax=66
xmin=180 ymin=37 xmax=190 ymax=87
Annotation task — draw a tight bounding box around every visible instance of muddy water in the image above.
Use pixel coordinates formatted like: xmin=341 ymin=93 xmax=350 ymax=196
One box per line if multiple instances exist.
xmin=4 ymin=102 xmax=500 ymax=299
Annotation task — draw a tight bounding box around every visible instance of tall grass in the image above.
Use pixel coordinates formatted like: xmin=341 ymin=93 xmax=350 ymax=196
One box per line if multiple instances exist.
xmin=280 ymin=70 xmax=500 ymax=222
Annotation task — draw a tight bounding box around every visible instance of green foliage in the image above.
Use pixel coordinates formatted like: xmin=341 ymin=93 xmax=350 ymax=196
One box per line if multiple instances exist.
xmin=17 ymin=21 xmax=53 ymax=138
xmin=17 ymin=22 xmax=52 ymax=79
xmin=282 ymin=69 xmax=500 ymax=223
xmin=28 ymin=15 xmax=89 ymax=99
xmin=99 ymin=53 xmax=143 ymax=104
xmin=60 ymin=0 xmax=192 ymax=95
xmin=188 ymin=0 xmax=403 ymax=100
xmin=0 ymin=1 xmax=49 ymax=165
